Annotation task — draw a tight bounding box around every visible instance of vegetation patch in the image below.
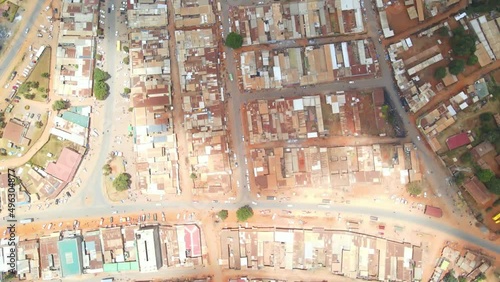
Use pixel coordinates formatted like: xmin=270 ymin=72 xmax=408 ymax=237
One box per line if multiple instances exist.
xmin=29 ymin=135 xmax=81 ymax=168
xmin=236 ymin=205 xmax=254 ymax=222
xmin=17 ymin=48 xmax=51 ymax=102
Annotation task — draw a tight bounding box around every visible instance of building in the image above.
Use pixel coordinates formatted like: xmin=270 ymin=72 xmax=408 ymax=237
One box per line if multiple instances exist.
xmin=446 ymin=133 xmax=472 ymax=150
xmin=127 ymin=0 xmax=168 ymax=29
xmin=463 ymin=177 xmax=493 ymax=207
xmin=45 ymin=147 xmax=83 ymax=183
xmin=135 ymin=226 xmax=162 ymax=272
xmin=3 ymin=120 xmax=27 ymax=146
xmin=39 ymin=234 xmax=61 ymax=280
xmin=173 ymin=0 xmax=215 ymax=28
xmin=17 ymin=239 xmax=41 ymax=280
xmin=219 ymin=227 xmax=422 ymax=281
xmin=57 ymin=237 xmax=83 ymax=277
xmin=184 ymin=225 xmax=202 ymax=258
xmin=82 ymin=230 xmax=104 ymax=273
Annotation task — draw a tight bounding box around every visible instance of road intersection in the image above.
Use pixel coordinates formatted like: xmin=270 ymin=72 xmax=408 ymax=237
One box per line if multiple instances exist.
xmin=11 ymin=0 xmax=499 ymax=264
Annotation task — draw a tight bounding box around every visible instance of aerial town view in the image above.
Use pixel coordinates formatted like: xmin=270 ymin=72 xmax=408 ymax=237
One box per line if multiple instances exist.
xmin=0 ymin=0 xmax=500 ymax=281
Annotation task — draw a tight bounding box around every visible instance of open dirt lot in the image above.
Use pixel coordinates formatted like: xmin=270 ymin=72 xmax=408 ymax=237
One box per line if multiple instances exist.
xmin=104 ymin=156 xmax=128 ymax=202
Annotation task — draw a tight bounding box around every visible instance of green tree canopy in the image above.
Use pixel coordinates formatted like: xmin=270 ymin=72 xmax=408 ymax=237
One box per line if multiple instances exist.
xmin=124 ymin=87 xmax=131 ymax=94
xmin=437 ymin=26 xmax=449 ymax=37
xmin=406 ymin=182 xmax=423 ymax=196
xmin=113 ymin=173 xmax=131 ymax=191
xmin=486 ymin=177 xmax=500 ymax=195
xmin=218 ymin=210 xmax=228 ymax=220
xmin=225 ymin=32 xmax=244 ymax=49
xmin=450 ymin=27 xmax=476 ymax=56
xmin=467 ymin=54 xmax=478 ymax=65
xmin=94 ymin=80 xmax=109 ymax=100
xmin=477 ymin=169 xmax=494 ymax=183
xmin=123 ymin=46 xmax=129 ymax=52
xmin=453 ymin=171 xmax=466 ymax=186
xmin=123 ymin=56 xmax=130 ymax=64
xmin=41 ymin=72 xmax=50 ymax=78
xmin=102 ymin=164 xmax=112 ymax=176
xmin=236 ymin=205 xmax=254 ymax=221
xmin=434 ymin=67 xmax=447 ymax=80
xmin=94 ymin=68 xmax=110 ymax=81
xmin=449 ymin=59 xmax=465 ymax=75
xmin=52 ymin=99 xmax=69 ymax=111
xmin=443 ymin=271 xmax=458 ymax=282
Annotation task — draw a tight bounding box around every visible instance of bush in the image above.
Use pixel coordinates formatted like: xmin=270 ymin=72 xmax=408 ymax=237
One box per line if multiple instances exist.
xmin=479 ymin=112 xmax=493 ymax=122
xmin=94 ymin=68 xmax=110 ymax=81
xmin=124 ymin=87 xmax=131 ymax=94
xmin=103 ymin=164 xmax=112 ymax=175
xmin=113 ymin=173 xmax=131 ymax=191
xmin=437 ymin=26 xmax=449 ymax=37
xmin=34 ymin=121 xmax=43 ymax=128
xmin=236 ymin=205 xmax=254 ymax=221
xmin=449 ymin=59 xmax=465 ymax=75
xmin=477 ymin=169 xmax=494 ymax=183
xmin=123 ymin=46 xmax=129 ymax=52
xmin=434 ymin=67 xmax=447 ymax=80
xmin=467 ymin=54 xmax=478 ymax=66
xmin=41 ymin=94 xmax=48 ymax=98
xmin=41 ymin=72 xmax=50 ymax=78
xmin=123 ymin=56 xmax=129 ymax=64
xmin=23 ymin=93 xmax=35 ymax=100
xmin=218 ymin=210 xmax=228 ymax=220
xmin=52 ymin=99 xmax=69 ymax=111
xmin=453 ymin=171 xmax=466 ymax=186
xmin=225 ymin=32 xmax=243 ymax=49
xmin=486 ymin=177 xmax=500 ymax=195
xmin=406 ymin=182 xmax=422 ymax=196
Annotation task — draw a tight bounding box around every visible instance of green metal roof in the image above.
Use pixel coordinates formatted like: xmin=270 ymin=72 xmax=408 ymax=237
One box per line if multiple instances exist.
xmin=57 ymin=238 xmax=82 ymax=277
xmin=61 ymin=111 xmax=90 ymax=128
xmin=103 ymin=261 xmax=139 ymax=272
xmin=103 ymin=263 xmax=118 ymax=272
xmin=475 ymin=81 xmax=489 ymax=99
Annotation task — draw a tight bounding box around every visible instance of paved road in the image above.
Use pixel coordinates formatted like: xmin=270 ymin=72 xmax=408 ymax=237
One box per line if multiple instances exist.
xmin=67 ymin=0 xmax=121 ymax=208
xmin=0 ymin=0 xmax=45 ymax=76
xmin=20 ymin=199 xmax=500 ymax=254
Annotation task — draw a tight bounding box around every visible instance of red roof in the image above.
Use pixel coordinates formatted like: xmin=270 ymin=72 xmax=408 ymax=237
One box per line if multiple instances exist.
xmin=463 ymin=177 xmax=493 ymax=206
xmin=45 ymin=148 xmax=82 ymax=182
xmin=184 ymin=225 xmax=201 ymax=257
xmin=424 ymin=206 xmax=443 ymax=218
xmin=446 ymin=133 xmax=471 ymax=150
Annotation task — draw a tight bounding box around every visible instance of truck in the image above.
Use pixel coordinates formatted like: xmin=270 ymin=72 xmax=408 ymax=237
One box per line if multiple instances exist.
xmin=424 ymin=205 xmax=443 ymax=218
xmin=20 ymin=218 xmax=34 ymax=223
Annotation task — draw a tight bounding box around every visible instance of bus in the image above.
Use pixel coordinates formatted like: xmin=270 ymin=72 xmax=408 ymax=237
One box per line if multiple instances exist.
xmin=493 ymin=212 xmax=500 ymax=221
xmin=116 ymin=40 xmax=121 ymax=51
xmin=229 ymin=73 xmax=234 ymax=81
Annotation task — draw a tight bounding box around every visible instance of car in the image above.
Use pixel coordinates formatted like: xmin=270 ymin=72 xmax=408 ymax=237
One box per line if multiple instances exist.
xmin=349 ymin=81 xmax=354 ymax=84
xmin=12 ymin=85 xmax=18 ymax=90
xmin=66 ymin=191 xmax=72 ymax=197
xmin=25 ymin=28 xmax=29 ymax=34
xmin=252 ymin=201 xmax=258 ymax=205
xmin=241 ymin=135 xmax=245 ymax=141
xmin=108 ymin=7 xmax=111 ymax=13
xmin=112 ymin=210 xmax=118 ymax=214
xmin=416 ymin=136 xmax=421 ymax=141
xmin=111 ymin=4 xmax=115 ymax=10
xmin=115 ymin=31 xmax=118 ymax=36
xmin=37 ymin=114 xmax=41 ymax=120
xmin=30 ymin=113 xmax=34 ymax=119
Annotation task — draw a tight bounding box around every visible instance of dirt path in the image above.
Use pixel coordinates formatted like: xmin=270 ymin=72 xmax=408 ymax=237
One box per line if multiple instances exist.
xmin=416 ymin=60 xmax=500 ymax=116
xmin=384 ymin=0 xmax=468 ymax=45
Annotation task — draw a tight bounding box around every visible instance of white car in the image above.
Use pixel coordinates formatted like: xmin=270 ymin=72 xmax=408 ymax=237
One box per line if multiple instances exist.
xmin=111 ymin=4 xmax=115 ymax=10
xmin=416 ymin=136 xmax=421 ymax=141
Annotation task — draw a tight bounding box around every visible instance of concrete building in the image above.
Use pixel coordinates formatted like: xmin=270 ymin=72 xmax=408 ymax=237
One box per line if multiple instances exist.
xmin=127 ymin=0 xmax=168 ymax=29
xmin=135 ymin=226 xmax=162 ymax=272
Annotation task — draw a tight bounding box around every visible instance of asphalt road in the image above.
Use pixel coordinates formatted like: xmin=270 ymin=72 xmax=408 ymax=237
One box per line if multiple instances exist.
xmin=0 ymin=1 xmax=45 ymax=77
xmin=67 ymin=0 xmax=120 ymax=208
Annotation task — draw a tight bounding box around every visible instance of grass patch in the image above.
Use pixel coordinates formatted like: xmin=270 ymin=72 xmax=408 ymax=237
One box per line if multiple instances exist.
xmin=6 ymin=1 xmax=19 ymax=22
xmin=30 ymin=135 xmax=81 ymax=168
xmin=104 ymin=157 xmax=128 ymax=202
xmin=19 ymin=47 xmax=51 ymax=102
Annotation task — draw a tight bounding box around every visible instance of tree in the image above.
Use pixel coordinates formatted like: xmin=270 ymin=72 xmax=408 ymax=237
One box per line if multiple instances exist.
xmin=443 ymin=271 xmax=459 ymax=282
xmin=236 ymin=205 xmax=254 ymax=221
xmin=123 ymin=46 xmax=129 ymax=52
xmin=190 ymin=173 xmax=197 ymax=180
xmin=123 ymin=87 xmax=131 ymax=94
xmin=94 ymin=80 xmax=109 ymax=100
xmin=437 ymin=26 xmax=449 ymax=37
xmin=460 ymin=152 xmax=473 ymax=164
xmin=123 ymin=56 xmax=129 ymax=64
xmin=23 ymin=93 xmax=35 ymax=100
xmin=434 ymin=67 xmax=447 ymax=80
xmin=52 ymin=99 xmax=69 ymax=111
xmin=2 ymin=11 xmax=8 ymax=18
xmin=38 ymin=87 xmax=45 ymax=92
xmin=479 ymin=112 xmax=493 ymax=122
xmin=31 ymin=81 xmax=39 ymax=88
xmin=225 ymin=32 xmax=243 ymax=49
xmin=102 ymin=164 xmax=112 ymax=176
xmin=113 ymin=173 xmax=131 ymax=191
xmin=406 ymin=182 xmax=422 ymax=196
xmin=41 ymin=72 xmax=50 ymax=78
xmin=93 ymin=68 xmax=110 ymax=81
xmin=486 ymin=177 xmax=500 ymax=195
xmin=476 ymin=169 xmax=494 ymax=183
xmin=448 ymin=59 xmax=465 ymax=75
xmin=467 ymin=54 xmax=478 ymax=65
xmin=453 ymin=171 xmax=466 ymax=186
xmin=450 ymin=27 xmax=476 ymax=56
xmin=218 ymin=210 xmax=228 ymax=220
xmin=34 ymin=121 xmax=43 ymax=128
xmin=97 ymin=28 xmax=104 ymax=36
xmin=458 ymin=277 xmax=466 ymax=282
